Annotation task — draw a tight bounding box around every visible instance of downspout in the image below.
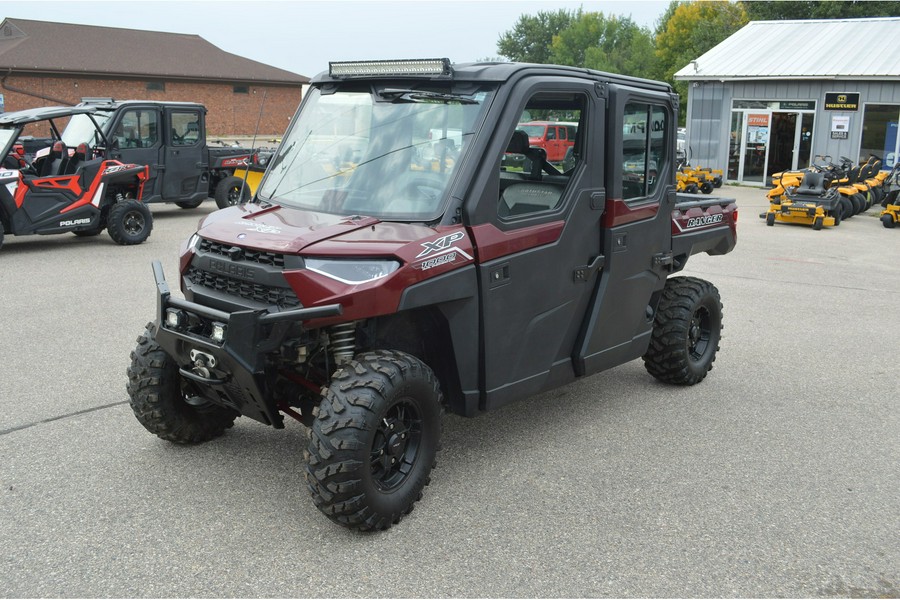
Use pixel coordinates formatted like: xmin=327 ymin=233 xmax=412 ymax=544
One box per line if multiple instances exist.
xmin=2 ymin=69 xmax=76 ymax=106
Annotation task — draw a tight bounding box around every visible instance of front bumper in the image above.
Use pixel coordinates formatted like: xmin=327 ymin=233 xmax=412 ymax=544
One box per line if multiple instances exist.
xmin=150 ymin=260 xmax=341 ymax=427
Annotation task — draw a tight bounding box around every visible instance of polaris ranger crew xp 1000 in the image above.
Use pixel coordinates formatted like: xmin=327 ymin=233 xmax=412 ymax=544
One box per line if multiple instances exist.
xmin=127 ymin=59 xmax=737 ymax=531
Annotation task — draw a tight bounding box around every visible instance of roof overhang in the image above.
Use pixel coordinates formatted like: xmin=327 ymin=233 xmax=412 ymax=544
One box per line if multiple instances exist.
xmin=676 ymin=75 xmax=900 ymax=82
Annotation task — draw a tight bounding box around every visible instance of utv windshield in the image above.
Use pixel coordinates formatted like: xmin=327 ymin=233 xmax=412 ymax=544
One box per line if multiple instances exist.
xmin=61 ymin=112 xmax=111 ymax=149
xmin=257 ymin=84 xmax=493 ymax=221
xmin=0 ymin=129 xmax=16 ymax=158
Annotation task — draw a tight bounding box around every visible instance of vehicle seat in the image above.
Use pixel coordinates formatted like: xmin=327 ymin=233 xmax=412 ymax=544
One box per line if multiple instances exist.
xmin=859 ymin=160 xmax=875 ymax=179
xmin=506 ymin=130 xmax=547 ymax=180
xmin=65 ymin=143 xmax=90 ymax=174
xmin=39 ymin=141 xmax=67 ymax=177
xmin=795 ymin=171 xmax=825 ymax=196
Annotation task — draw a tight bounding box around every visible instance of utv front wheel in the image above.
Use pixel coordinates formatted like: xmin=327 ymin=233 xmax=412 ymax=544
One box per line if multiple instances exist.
xmin=643 ymin=276 xmax=723 ymax=385
xmin=305 ymin=350 xmax=442 ymax=531
xmin=108 ymin=200 xmax=153 ymax=245
xmin=126 ymin=325 xmax=238 ymax=443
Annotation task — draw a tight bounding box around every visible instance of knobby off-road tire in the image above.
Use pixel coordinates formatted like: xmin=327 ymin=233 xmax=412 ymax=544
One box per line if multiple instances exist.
xmin=643 ymin=276 xmax=723 ymax=386
xmin=126 ymin=324 xmax=238 ymax=443
xmin=108 ymin=200 xmax=153 ymax=245
xmin=305 ymin=350 xmax=443 ymax=531
xmin=214 ymin=176 xmax=251 ymax=209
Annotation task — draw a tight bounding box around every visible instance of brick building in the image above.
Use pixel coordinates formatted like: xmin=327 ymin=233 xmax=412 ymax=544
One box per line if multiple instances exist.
xmin=0 ymin=18 xmax=308 ymax=137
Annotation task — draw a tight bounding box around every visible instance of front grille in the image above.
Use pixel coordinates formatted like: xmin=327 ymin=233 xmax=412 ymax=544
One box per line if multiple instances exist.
xmin=186 ymin=266 xmax=301 ymax=308
xmin=199 ymin=239 xmax=286 ymax=268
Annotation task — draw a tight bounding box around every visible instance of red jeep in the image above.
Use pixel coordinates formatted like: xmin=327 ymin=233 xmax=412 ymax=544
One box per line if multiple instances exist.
xmin=127 ymin=59 xmax=737 ymax=531
xmin=518 ymin=120 xmax=577 ymax=162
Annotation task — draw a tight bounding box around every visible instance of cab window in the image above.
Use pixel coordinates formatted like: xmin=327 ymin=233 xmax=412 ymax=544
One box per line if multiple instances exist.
xmin=113 ymin=110 xmax=159 ymax=149
xmin=498 ymin=92 xmax=585 ymax=219
xmin=170 ymin=111 xmax=201 ymax=146
xmin=622 ymin=102 xmax=667 ymax=200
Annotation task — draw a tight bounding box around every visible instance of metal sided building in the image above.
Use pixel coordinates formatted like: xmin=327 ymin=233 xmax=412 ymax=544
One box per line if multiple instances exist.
xmin=675 ymin=17 xmax=900 ymax=185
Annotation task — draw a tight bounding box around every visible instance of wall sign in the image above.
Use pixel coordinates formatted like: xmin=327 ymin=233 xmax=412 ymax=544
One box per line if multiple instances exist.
xmin=824 ymin=92 xmax=859 ymax=111
xmin=780 ymin=101 xmax=816 ymax=111
xmin=830 ymin=115 xmax=850 ymax=139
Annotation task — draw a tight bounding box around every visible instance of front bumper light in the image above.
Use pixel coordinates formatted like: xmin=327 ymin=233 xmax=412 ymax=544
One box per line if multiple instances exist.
xmin=305 ymin=258 xmax=400 ymax=285
xmin=210 ymin=322 xmax=227 ymax=343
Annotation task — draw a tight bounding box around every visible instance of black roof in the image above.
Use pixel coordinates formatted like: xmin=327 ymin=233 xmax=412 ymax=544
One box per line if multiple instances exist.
xmin=313 ymin=60 xmax=673 ymax=93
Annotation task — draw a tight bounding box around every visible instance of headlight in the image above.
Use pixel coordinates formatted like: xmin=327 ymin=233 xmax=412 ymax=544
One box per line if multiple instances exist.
xmin=305 ymin=258 xmax=400 ymax=284
xmin=187 ymin=233 xmax=202 ymax=252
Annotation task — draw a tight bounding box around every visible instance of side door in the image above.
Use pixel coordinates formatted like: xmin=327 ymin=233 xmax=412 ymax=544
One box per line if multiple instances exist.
xmin=467 ymin=79 xmax=607 ymax=411
xmin=574 ymin=88 xmax=677 ymax=376
xmin=108 ymin=106 xmax=163 ymax=201
xmin=161 ymin=107 xmax=206 ymax=203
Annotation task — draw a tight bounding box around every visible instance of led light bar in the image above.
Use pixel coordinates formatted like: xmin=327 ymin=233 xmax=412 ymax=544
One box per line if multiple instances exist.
xmin=329 ymin=58 xmax=452 ymax=78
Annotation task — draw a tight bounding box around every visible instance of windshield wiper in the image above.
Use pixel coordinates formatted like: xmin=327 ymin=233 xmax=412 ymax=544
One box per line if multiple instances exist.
xmin=378 ymin=88 xmax=477 ymax=104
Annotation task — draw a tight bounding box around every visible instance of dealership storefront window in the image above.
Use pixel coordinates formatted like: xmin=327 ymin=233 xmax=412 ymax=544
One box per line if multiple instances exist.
xmin=861 ymin=104 xmax=900 ymax=167
xmin=729 ymin=100 xmax=815 ymax=184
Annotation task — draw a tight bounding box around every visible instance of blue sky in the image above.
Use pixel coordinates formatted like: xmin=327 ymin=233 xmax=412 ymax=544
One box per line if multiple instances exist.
xmin=2 ymin=0 xmax=672 ymax=78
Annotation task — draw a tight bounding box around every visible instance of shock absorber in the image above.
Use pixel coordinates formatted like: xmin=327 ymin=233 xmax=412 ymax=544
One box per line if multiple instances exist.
xmin=329 ymin=322 xmax=357 ymax=365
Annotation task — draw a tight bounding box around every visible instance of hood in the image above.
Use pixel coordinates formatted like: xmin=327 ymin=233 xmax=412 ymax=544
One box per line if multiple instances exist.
xmin=197 ymin=203 xmax=438 ymax=256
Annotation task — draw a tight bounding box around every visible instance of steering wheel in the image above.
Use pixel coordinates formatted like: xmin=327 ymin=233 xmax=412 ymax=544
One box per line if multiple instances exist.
xmin=403 ymin=174 xmax=445 ymax=201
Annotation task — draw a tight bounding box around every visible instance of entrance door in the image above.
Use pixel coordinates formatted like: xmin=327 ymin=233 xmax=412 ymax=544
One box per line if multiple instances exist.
xmin=767 ymin=112 xmax=799 ymax=178
xmin=742 ymin=113 xmax=769 ymax=183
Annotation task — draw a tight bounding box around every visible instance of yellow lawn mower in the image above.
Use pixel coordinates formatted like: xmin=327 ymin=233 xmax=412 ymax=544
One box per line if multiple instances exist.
xmin=879 ymin=162 xmax=900 ymax=228
xmin=764 ymin=169 xmax=843 ymax=230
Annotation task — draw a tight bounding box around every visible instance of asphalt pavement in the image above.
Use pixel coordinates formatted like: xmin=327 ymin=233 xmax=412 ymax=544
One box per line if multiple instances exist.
xmin=1 ymin=186 xmax=898 ymax=597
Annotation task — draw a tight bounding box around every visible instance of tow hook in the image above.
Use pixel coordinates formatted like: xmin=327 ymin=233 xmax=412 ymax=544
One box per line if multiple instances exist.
xmin=189 ymin=349 xmax=217 ymax=379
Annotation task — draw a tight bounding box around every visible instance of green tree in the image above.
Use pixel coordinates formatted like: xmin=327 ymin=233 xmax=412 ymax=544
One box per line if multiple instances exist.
xmin=550 ymin=12 xmax=656 ymax=78
xmin=743 ymin=0 xmax=900 ymax=20
xmin=655 ymin=1 xmax=748 ymax=121
xmin=497 ymin=9 xmax=577 ymax=63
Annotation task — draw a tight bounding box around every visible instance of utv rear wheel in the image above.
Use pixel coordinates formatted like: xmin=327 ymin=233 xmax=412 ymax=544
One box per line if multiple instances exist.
xmin=643 ymin=276 xmax=723 ymax=385
xmin=126 ymin=324 xmax=238 ymax=443
xmin=214 ymin=176 xmax=250 ymax=209
xmin=305 ymin=350 xmax=442 ymax=531
xmin=108 ymin=200 xmax=152 ymax=245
